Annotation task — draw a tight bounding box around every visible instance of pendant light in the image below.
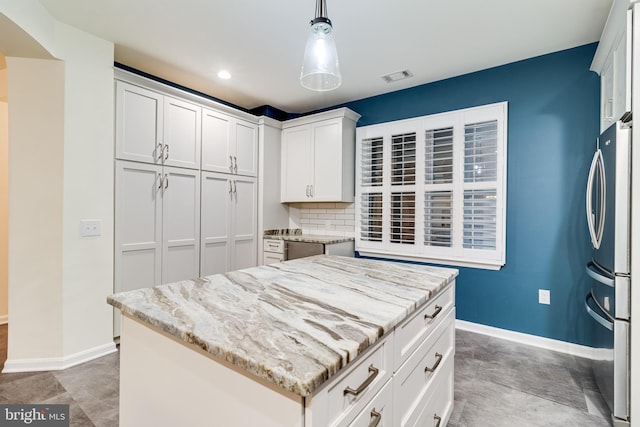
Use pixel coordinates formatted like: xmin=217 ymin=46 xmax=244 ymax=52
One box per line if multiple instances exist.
xmin=300 ymin=0 xmax=341 ymax=91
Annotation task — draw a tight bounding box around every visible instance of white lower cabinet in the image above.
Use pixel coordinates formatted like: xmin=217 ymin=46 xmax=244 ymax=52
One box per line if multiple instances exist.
xmin=114 ymin=160 xmax=200 ymax=335
xmin=118 ymin=282 xmax=455 ymax=426
xmin=200 ymin=171 xmax=257 ymax=275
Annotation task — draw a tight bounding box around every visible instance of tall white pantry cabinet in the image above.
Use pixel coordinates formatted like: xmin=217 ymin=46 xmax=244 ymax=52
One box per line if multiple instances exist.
xmin=113 ymin=71 xmax=259 ymax=335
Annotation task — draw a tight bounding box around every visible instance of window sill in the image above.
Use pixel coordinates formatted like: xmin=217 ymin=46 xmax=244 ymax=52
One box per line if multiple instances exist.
xmin=356 ymin=250 xmax=505 ymax=271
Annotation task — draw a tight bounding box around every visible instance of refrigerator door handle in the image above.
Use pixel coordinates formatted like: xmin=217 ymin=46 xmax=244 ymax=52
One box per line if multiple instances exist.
xmin=586 ymin=261 xmax=615 ymax=288
xmin=585 ymin=291 xmax=614 ymax=331
xmin=586 ymin=149 xmax=606 ymax=249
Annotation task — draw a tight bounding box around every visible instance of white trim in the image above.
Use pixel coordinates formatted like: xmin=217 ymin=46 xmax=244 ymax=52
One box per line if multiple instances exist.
xmin=1 ymin=342 xmax=117 ymax=373
xmin=0 ymin=315 xmax=7 ymax=325
xmin=455 ymin=319 xmax=611 ymax=361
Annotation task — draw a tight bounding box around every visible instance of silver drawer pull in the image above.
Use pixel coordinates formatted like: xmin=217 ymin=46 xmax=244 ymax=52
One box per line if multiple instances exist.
xmin=434 ymin=414 xmax=442 ymax=427
xmin=344 ymin=365 xmax=379 ymax=396
xmin=424 ymin=352 xmax=442 ymax=373
xmin=369 ymin=408 xmax=382 ymax=427
xmin=424 ymin=305 xmax=442 ymax=320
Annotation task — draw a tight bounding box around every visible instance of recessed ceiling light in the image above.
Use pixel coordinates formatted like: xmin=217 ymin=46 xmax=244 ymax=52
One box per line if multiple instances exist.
xmin=381 ymin=70 xmax=413 ymax=83
xmin=217 ymin=70 xmax=231 ymax=80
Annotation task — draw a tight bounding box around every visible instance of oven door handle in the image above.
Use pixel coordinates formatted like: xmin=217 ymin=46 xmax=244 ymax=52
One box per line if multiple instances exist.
xmin=585 ymin=291 xmax=614 ymax=331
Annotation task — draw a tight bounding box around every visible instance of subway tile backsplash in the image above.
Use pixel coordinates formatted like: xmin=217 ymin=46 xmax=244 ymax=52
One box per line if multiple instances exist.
xmin=288 ymin=203 xmax=355 ymax=237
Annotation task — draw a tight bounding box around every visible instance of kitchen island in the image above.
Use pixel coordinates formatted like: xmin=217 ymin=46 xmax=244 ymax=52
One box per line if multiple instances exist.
xmin=108 ymin=255 xmax=458 ymax=427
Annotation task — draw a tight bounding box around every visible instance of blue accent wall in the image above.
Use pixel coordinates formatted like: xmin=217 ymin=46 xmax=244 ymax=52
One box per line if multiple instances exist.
xmin=342 ymin=44 xmax=601 ymax=347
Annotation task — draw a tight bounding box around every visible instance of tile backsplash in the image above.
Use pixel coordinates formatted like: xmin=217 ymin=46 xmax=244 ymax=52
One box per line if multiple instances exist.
xmin=288 ymin=202 xmax=355 ymax=237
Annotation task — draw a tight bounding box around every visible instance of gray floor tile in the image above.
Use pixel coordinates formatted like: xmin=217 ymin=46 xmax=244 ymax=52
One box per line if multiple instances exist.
xmin=0 ymin=329 xmax=612 ymax=427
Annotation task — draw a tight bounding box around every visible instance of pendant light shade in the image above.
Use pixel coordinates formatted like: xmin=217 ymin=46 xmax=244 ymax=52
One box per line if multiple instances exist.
xmin=300 ymin=0 xmax=341 ymax=91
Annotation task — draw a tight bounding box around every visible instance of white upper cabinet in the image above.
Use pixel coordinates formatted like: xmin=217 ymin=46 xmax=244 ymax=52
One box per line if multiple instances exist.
xmin=115 ymin=81 xmax=201 ymax=169
xmin=592 ymin=1 xmax=632 ymax=132
xmin=115 ymin=81 xmax=164 ymax=164
xmin=163 ymin=97 xmax=201 ymax=170
xmin=202 ymin=108 xmax=257 ymax=177
xmin=280 ymin=108 xmax=360 ymax=203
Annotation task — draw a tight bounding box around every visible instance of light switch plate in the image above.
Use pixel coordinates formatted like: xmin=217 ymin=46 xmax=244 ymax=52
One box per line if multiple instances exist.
xmin=80 ymin=220 xmax=102 ymax=237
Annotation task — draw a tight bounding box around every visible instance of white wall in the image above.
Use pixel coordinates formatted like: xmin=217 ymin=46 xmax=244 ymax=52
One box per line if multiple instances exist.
xmin=0 ymin=57 xmax=7 ymax=323
xmin=7 ymin=56 xmax=65 ymax=360
xmin=1 ymin=1 xmax=115 ymax=369
xmin=55 ymin=21 xmax=115 ymax=357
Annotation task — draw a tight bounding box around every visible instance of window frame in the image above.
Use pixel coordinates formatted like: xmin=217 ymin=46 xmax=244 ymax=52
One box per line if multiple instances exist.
xmin=355 ymin=102 xmax=508 ymax=270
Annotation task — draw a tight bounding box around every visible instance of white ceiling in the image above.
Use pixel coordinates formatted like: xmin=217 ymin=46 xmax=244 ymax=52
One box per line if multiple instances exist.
xmin=39 ymin=0 xmax=612 ymax=114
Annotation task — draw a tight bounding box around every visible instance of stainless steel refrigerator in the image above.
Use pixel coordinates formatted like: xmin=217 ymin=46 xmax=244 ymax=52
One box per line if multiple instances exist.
xmin=585 ymin=119 xmax=631 ymax=426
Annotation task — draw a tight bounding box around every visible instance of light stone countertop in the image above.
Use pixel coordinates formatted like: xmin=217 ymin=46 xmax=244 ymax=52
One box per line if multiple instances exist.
xmin=264 ymin=234 xmax=355 ymax=244
xmin=107 ymin=255 xmax=458 ymax=396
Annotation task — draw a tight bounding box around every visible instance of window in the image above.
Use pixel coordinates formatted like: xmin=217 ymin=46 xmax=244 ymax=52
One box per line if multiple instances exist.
xmin=355 ymin=102 xmax=507 ymax=270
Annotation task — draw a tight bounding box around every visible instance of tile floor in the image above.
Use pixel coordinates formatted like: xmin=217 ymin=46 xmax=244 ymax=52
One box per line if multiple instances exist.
xmin=0 ymin=324 xmax=612 ymax=426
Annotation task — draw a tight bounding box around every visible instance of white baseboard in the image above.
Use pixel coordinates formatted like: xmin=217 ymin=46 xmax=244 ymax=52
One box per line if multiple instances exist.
xmin=2 ymin=341 xmax=117 ymax=373
xmin=455 ymin=319 xmax=611 ymax=361
xmin=0 ymin=315 xmax=7 ymax=325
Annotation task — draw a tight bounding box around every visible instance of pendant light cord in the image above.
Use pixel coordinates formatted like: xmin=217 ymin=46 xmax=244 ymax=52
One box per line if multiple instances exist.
xmin=315 ymin=0 xmax=327 ymax=19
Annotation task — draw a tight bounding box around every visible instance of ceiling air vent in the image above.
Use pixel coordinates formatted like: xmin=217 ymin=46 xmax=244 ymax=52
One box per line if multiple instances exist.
xmin=381 ymin=70 xmax=413 ymax=83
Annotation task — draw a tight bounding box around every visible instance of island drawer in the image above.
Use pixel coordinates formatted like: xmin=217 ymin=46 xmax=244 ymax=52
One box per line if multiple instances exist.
xmin=310 ymin=333 xmax=394 ymax=427
xmin=393 ymin=309 xmax=455 ymax=427
xmin=347 ymin=379 xmax=393 ymax=427
xmin=394 ymin=283 xmax=454 ymax=370
xmin=411 ymin=356 xmax=454 ymax=427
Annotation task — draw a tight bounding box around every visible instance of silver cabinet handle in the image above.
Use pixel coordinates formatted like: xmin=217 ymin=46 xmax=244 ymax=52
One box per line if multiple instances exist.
xmin=164 ymin=144 xmax=169 ymax=161
xmin=157 ymin=173 xmax=164 ymax=189
xmin=233 ymin=180 xmax=237 ymax=195
xmin=306 ymin=185 xmax=309 ymax=197
xmin=368 ymin=409 xmax=382 ymax=427
xmin=164 ymin=174 xmax=168 ymax=189
xmin=229 ymin=155 xmax=234 ymax=173
xmin=229 ymin=180 xmax=233 ymax=195
xmin=434 ymin=414 xmax=442 ymax=427
xmin=309 ymin=184 xmax=313 ymax=197
xmin=424 ymin=352 xmax=442 ymax=373
xmin=156 ymin=143 xmax=164 ymax=161
xmin=233 ymin=156 xmax=238 ymax=173
xmin=424 ymin=305 xmax=442 ymax=320
xmin=344 ymin=365 xmax=379 ymax=396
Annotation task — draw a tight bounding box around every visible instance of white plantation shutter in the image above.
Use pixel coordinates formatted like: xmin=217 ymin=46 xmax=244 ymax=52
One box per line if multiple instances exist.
xmin=424 ymin=191 xmax=453 ymax=247
xmin=360 ymin=193 xmax=383 ymax=242
xmin=361 ymin=137 xmax=384 ymax=186
xmin=356 ymin=102 xmax=507 ymax=270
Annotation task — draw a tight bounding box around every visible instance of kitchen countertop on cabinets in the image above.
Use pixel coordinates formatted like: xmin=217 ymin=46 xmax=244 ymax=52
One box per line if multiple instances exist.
xmin=107 ymin=255 xmax=458 ymax=397
xmin=264 ymin=234 xmax=354 ymax=245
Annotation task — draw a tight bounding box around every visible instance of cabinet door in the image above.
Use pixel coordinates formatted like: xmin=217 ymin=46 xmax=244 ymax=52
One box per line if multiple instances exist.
xmin=200 ymin=172 xmax=232 ymax=276
xmin=161 ymin=166 xmax=201 ymax=283
xmin=231 ymin=177 xmax=257 ymax=270
xmin=311 ymin=119 xmax=344 ymax=201
xmin=115 ymin=81 xmax=163 ymax=164
xmin=234 ymin=119 xmax=258 ymax=177
xmin=202 ymin=108 xmax=233 ymax=174
xmin=281 ymin=126 xmax=312 ymax=202
xmin=115 ymin=160 xmax=163 ymax=292
xmin=163 ymin=97 xmax=201 ymax=169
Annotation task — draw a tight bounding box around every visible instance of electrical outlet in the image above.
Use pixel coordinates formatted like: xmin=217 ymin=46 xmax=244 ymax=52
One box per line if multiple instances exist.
xmin=538 ymin=289 xmax=550 ymax=305
xmin=80 ymin=220 xmax=102 ymax=237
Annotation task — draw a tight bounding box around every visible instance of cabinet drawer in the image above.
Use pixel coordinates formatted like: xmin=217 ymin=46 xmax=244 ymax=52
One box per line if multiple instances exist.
xmin=394 ymin=284 xmax=454 ymax=370
xmin=411 ymin=356 xmax=454 ymax=427
xmin=347 ymin=379 xmax=393 ymax=427
xmin=394 ymin=310 xmax=455 ymax=427
xmin=263 ymin=239 xmax=284 ymax=253
xmin=263 ymin=252 xmax=284 ymax=265
xmin=316 ymin=334 xmax=394 ymax=427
